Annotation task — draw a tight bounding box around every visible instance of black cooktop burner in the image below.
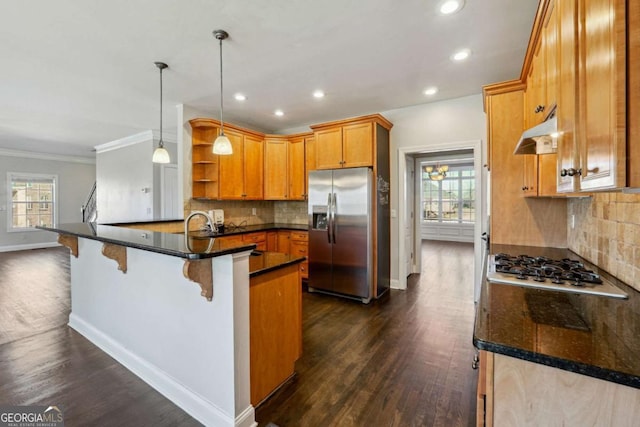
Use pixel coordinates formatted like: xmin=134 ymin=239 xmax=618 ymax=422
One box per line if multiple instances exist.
xmin=494 ymin=253 xmax=603 ymax=286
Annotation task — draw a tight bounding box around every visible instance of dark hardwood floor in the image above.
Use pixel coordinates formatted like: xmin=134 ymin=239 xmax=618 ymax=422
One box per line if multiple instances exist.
xmin=257 ymin=240 xmax=477 ymax=427
xmin=0 ymin=241 xmax=477 ymax=427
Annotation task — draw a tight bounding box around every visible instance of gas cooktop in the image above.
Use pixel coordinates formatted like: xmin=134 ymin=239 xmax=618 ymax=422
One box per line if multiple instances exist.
xmin=487 ymin=253 xmax=628 ymax=299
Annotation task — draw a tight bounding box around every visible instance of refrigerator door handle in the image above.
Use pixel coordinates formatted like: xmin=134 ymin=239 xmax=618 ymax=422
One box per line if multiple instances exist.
xmin=327 ymin=193 xmax=332 ymax=243
xmin=331 ymin=192 xmax=337 ymax=243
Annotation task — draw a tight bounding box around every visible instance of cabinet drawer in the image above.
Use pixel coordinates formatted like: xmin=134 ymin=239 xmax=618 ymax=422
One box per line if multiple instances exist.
xmin=290 ymin=244 xmax=308 ymax=257
xmin=290 ymin=231 xmax=308 ymax=242
xmin=300 ymin=261 xmax=309 ymax=279
xmin=243 ymin=232 xmax=267 ymax=243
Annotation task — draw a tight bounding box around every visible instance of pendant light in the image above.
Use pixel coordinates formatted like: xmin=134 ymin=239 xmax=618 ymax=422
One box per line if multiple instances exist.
xmin=152 ymin=61 xmax=171 ymax=163
xmin=212 ymin=30 xmax=233 ymax=155
xmin=424 ymin=164 xmax=449 ymax=181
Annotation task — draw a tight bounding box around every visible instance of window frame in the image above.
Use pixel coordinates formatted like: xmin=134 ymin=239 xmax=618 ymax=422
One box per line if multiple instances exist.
xmin=7 ymin=172 xmax=58 ymax=232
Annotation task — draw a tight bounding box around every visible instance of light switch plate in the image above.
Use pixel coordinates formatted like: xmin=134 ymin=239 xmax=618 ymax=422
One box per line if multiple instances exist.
xmin=391 ymin=209 xmax=397 ymax=218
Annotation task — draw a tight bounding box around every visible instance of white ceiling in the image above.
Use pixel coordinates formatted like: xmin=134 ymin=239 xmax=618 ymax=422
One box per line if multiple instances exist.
xmin=0 ymin=0 xmax=538 ymax=158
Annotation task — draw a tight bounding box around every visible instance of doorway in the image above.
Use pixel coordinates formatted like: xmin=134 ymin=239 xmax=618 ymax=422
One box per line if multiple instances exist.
xmin=397 ymin=140 xmax=484 ymax=301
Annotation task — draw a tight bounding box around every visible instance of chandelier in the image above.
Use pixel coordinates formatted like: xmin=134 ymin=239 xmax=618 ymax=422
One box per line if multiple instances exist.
xmin=424 ymin=164 xmax=449 ymax=181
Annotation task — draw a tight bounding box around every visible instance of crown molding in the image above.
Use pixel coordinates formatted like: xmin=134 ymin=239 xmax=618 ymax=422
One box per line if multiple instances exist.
xmin=0 ymin=148 xmax=95 ymax=164
xmin=95 ymin=130 xmax=178 ymax=154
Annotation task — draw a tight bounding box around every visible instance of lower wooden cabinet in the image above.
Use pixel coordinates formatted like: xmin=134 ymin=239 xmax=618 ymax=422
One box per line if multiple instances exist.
xmin=477 ymin=351 xmax=640 ymax=426
xmin=250 ymin=263 xmax=302 ymax=406
xmin=243 ymin=232 xmax=267 ymax=251
xmin=290 ymin=231 xmax=308 ymax=279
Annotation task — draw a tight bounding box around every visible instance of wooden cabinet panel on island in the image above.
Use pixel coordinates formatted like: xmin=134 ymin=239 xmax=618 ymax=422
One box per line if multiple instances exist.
xmin=477 ymin=350 xmax=640 ymax=426
xmin=250 ymin=262 xmax=302 ymax=406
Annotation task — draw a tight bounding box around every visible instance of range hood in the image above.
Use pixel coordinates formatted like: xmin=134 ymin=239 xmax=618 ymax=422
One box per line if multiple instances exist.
xmin=514 ymin=105 xmax=558 ymax=155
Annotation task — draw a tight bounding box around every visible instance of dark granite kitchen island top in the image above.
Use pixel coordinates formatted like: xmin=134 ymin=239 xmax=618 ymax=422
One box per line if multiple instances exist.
xmin=38 ymin=223 xmax=256 ymax=259
xmin=474 ymin=244 xmax=640 ymax=389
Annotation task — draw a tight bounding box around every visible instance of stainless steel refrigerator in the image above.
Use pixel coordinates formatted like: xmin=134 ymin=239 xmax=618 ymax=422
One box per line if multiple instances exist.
xmin=308 ymin=167 xmax=375 ymax=303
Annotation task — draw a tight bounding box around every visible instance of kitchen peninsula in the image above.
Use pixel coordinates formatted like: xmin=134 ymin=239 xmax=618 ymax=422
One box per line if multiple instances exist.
xmin=39 ymin=222 xmax=305 ymax=427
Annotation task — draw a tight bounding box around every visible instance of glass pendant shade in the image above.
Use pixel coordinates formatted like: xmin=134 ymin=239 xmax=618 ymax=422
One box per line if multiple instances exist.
xmin=213 ymin=133 xmax=233 ymax=155
xmin=152 ymin=145 xmax=171 ymax=163
xmin=424 ymin=164 xmax=448 ymax=180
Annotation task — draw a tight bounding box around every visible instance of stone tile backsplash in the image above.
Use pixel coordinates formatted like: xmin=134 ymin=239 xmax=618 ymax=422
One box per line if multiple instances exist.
xmin=183 ymin=200 xmax=308 ymax=227
xmin=568 ymin=193 xmax=640 ymax=292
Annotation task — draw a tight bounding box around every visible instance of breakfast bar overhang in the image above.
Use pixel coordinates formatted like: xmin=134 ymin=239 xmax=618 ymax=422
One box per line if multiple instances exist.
xmin=39 ymin=223 xmax=259 ymax=427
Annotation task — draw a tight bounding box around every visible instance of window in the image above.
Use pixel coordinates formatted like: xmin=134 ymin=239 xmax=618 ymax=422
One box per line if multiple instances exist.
xmin=8 ymin=173 xmax=57 ymax=231
xmin=421 ymin=163 xmax=475 ymax=223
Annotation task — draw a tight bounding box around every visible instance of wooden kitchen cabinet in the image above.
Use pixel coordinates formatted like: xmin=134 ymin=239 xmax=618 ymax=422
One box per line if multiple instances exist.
xmin=557 ymin=0 xmax=627 ymax=192
xmin=243 ymin=232 xmax=267 ymax=251
xmin=264 ymin=136 xmax=289 ymax=200
xmin=305 ymin=135 xmax=316 ymax=181
xmin=311 ymin=115 xmax=391 ymax=170
xmin=290 ymin=231 xmax=308 ymax=280
xmin=264 ymin=134 xmax=309 ymax=201
xmin=288 ymin=135 xmax=306 ymax=200
xmin=314 ymin=127 xmax=343 ymax=169
xmin=520 ymin=0 xmax=562 ymax=198
xmin=478 ymin=351 xmax=640 ymax=426
xmin=190 ymin=118 xmax=264 ymax=200
xmin=219 ymin=130 xmax=264 ymax=200
xmin=266 ymin=231 xmax=277 ymax=251
xmin=190 ymin=122 xmax=220 ymax=199
xmin=250 ymin=262 xmax=302 ymax=405
xmin=276 ymin=230 xmax=290 ymax=254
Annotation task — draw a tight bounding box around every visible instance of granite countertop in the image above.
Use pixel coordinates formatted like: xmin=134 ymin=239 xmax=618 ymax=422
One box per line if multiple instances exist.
xmin=108 ymin=220 xmax=309 ymax=235
xmin=249 ymin=251 xmax=305 ymax=278
xmin=38 ymin=223 xmax=256 ymax=259
xmin=474 ymin=244 xmax=640 ymax=389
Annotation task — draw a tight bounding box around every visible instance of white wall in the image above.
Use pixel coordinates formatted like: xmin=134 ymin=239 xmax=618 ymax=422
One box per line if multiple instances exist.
xmin=0 ymin=150 xmax=95 ymax=251
xmin=381 ymin=94 xmax=487 ymax=285
xmin=96 ymin=132 xmax=177 ymax=223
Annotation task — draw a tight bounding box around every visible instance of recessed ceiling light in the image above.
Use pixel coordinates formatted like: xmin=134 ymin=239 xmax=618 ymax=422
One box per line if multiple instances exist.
xmin=424 ymin=87 xmax=438 ymax=96
xmin=451 ymin=49 xmax=471 ymax=61
xmin=274 ymin=110 xmax=284 ymax=117
xmin=439 ymin=0 xmax=464 ymax=15
xmin=234 ymin=93 xmax=247 ymax=101
xmin=313 ymin=90 xmax=325 ymax=99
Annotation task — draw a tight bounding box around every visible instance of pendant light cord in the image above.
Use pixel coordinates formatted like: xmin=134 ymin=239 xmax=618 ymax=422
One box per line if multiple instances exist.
xmin=159 ymin=66 xmax=164 ymax=148
xmin=219 ymin=37 xmax=225 ymax=136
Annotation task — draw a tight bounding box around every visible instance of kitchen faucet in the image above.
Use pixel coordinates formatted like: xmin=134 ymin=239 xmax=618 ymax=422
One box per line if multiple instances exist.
xmin=184 ymin=211 xmax=216 ymax=235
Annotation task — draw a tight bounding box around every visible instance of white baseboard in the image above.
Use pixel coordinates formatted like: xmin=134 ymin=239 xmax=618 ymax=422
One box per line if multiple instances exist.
xmin=69 ymin=313 xmax=252 ymax=427
xmin=0 ymin=242 xmax=61 ymax=253
xmin=390 ymin=279 xmax=404 ymax=290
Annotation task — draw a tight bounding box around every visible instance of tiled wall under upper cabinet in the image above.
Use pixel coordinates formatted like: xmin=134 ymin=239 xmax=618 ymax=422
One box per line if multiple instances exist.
xmin=183 ymin=200 xmax=307 ymax=227
xmin=568 ymin=193 xmax=640 ymax=292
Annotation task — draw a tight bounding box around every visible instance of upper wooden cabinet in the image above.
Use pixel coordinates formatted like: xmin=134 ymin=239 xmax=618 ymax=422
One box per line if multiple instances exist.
xmin=190 ymin=115 xmax=392 ymax=203
xmin=191 ymin=123 xmax=220 ymax=199
xmin=555 ymin=0 xmax=627 ymax=192
xmin=264 ymin=133 xmax=311 ymax=201
xmin=288 ymin=136 xmax=306 ymax=200
xmin=189 ymin=119 xmax=264 ymax=200
xmin=310 ymin=115 xmax=392 ymax=170
xmin=264 ymin=136 xmax=289 ymax=200
xmin=573 ymin=0 xmax=627 ymax=191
